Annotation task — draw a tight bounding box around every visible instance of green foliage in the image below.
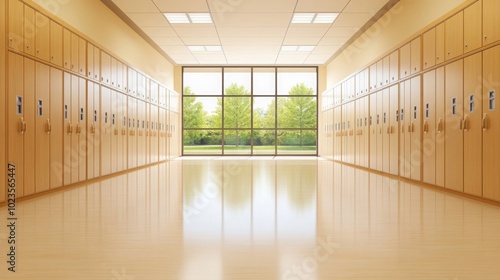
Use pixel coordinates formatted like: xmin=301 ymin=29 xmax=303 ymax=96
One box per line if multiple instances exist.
xmin=183 ymin=87 xmax=207 ymax=144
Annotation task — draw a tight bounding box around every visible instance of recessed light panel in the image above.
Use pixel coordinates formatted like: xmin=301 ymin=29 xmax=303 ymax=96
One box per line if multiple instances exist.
xmin=291 ymin=13 xmax=339 ymax=24
xmin=281 ymin=46 xmax=315 ymax=52
xmin=292 ymin=13 xmax=315 ymax=23
xmin=188 ymin=46 xmax=222 ymax=52
xmin=313 ymin=13 xmax=338 ymax=23
xmin=164 ymin=13 xmax=213 ymax=24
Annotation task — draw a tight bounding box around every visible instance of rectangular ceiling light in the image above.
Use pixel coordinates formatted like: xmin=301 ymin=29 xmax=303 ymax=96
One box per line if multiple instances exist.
xmin=188 ymin=46 xmax=222 ymax=52
xmin=281 ymin=46 xmax=315 ymax=52
xmin=292 ymin=13 xmax=339 ymax=24
xmin=164 ymin=13 xmax=212 ymax=24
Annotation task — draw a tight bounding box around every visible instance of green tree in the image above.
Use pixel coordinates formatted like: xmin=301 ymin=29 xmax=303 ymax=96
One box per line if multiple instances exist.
xmin=279 ymin=83 xmax=316 ymax=146
xmin=183 ymin=86 xmax=207 ymax=144
xmin=213 ymin=83 xmax=251 ymax=146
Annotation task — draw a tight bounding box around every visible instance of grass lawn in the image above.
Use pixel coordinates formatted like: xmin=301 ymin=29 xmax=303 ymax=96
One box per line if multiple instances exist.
xmin=183 ymin=145 xmax=316 ymax=155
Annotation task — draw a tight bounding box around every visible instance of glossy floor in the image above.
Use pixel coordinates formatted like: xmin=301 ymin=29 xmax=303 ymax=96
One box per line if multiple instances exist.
xmin=1 ymin=158 xmax=500 ymax=279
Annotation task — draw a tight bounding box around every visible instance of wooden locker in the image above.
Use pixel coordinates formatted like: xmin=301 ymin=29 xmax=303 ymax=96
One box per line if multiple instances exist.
xmin=389 ymin=85 xmax=399 ymax=175
xmin=87 ymin=43 xmax=94 ymax=79
xmin=389 ymin=50 xmax=398 ymax=84
xmin=78 ymin=78 xmax=87 ymax=182
xmin=435 ymin=67 xmax=445 ymax=187
xmin=8 ymin=0 xmax=24 ymax=51
xmin=383 ymin=55 xmax=390 ymax=86
xmin=355 ymin=73 xmax=361 ymax=97
xmin=382 ymin=89 xmax=390 ymax=173
xmin=445 ymin=59 xmax=464 ymax=192
xmin=111 ymin=90 xmax=119 ymax=173
xmin=445 ymin=11 xmax=464 ymax=61
xmin=24 ymin=58 xmax=36 ymax=196
xmin=436 ymin=23 xmax=445 ymax=65
xmin=146 ymin=103 xmax=151 ymax=164
xmin=116 ymin=92 xmax=125 ymax=172
xmin=93 ymin=82 xmax=101 ymax=177
xmin=342 ymin=104 xmax=347 ymax=161
xmin=463 ymin=1 xmax=482 ymax=54
xmin=70 ymin=75 xmax=79 ymax=183
xmin=363 ymin=68 xmax=369 ymax=94
xmin=49 ymin=68 xmax=63 ymax=189
xmin=423 ymin=28 xmax=436 ymax=70
xmin=120 ymin=93 xmax=128 ymax=171
xmin=110 ymin=57 xmax=117 ymax=88
xmin=78 ymin=37 xmax=86 ymax=75
xmin=63 ymin=28 xmax=71 ymax=70
xmin=399 ymin=80 xmax=410 ymax=178
xmin=137 ymin=100 xmax=144 ymax=166
xmin=128 ymin=98 xmax=137 ymax=169
xmin=483 ymin=0 xmax=500 ymax=45
xmin=483 ymin=45 xmax=500 ymax=201
xmin=63 ymin=72 xmax=71 ymax=185
xmin=35 ymin=12 xmax=50 ymax=61
xmin=23 ymin=5 xmax=35 ymax=56
xmin=369 ymin=94 xmax=377 ymax=169
xmin=376 ymin=59 xmax=384 ymax=89
xmin=363 ymin=96 xmax=370 ymax=168
xmin=410 ymin=76 xmax=421 ymax=181
xmin=8 ymin=53 xmax=25 ymax=197
xmin=400 ymin=42 xmax=411 ymax=79
xmin=334 ymin=106 xmax=342 ymax=161
xmin=100 ymin=87 xmax=112 ymax=176
xmin=463 ymin=53 xmax=482 ymax=196
xmin=348 ymin=101 xmax=355 ymax=164
xmin=122 ymin=64 xmax=128 ymax=93
xmin=101 ymin=51 xmax=111 ymax=85
xmin=93 ymin=46 xmax=100 ymax=81
xmin=49 ymin=20 xmax=63 ymax=67
xmin=376 ymin=91 xmax=383 ymax=171
xmin=70 ymin=32 xmax=79 ymax=73
xmin=369 ymin=63 xmax=377 ymax=92
xmin=151 ymin=104 xmax=159 ymax=163
xmin=87 ymin=81 xmax=95 ymax=179
xmin=410 ymin=37 xmax=421 ymax=74
xmin=35 ymin=62 xmax=50 ymax=193
xmin=422 ymin=70 xmax=436 ymax=185
xmin=116 ymin=61 xmax=123 ymax=90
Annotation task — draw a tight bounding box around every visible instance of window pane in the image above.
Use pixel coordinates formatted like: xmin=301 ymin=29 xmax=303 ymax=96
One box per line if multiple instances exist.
xmin=224 ymin=68 xmax=251 ymax=94
xmin=253 ymin=97 xmax=275 ymax=128
xmin=277 ymin=97 xmax=317 ymax=128
xmin=183 ymin=96 xmax=221 ymax=128
xmin=277 ymin=68 xmax=317 ymax=95
xmin=224 ymin=130 xmax=251 ymax=155
xmin=184 ymin=68 xmax=222 ymax=95
xmin=183 ymin=130 xmax=222 ymax=155
xmin=253 ymin=68 xmax=275 ymax=95
xmin=224 ymin=97 xmax=251 ymax=128
xmin=277 ymin=130 xmax=316 ymax=155
xmin=253 ymin=130 xmax=275 ymax=155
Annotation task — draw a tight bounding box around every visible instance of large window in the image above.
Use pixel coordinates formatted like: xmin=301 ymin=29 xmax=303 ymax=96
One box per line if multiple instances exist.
xmin=183 ymin=67 xmax=317 ymax=155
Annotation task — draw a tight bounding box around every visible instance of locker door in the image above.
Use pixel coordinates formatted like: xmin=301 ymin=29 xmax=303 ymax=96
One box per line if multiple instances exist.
xmin=355 ymin=100 xmax=361 ymax=165
xmin=63 ymin=72 xmax=72 ymax=185
xmin=483 ymin=45 xmax=500 ymax=201
xmin=35 ymin=12 xmax=50 ymax=61
xmin=376 ymin=60 xmax=383 ymax=89
xmin=35 ymin=62 xmax=50 ymax=193
xmin=122 ymin=64 xmax=128 ymax=93
xmin=410 ymin=37 xmax=421 ymax=74
xmin=93 ymin=47 xmax=100 ymax=81
xmin=382 ymin=89 xmax=390 ymax=173
xmin=363 ymin=96 xmax=370 ymax=168
xmin=93 ymin=83 xmax=101 ymax=177
xmin=423 ymin=28 xmax=436 ymax=70
xmin=369 ymin=94 xmax=377 ymax=169
xmin=8 ymin=53 xmax=25 ymax=197
xmin=70 ymin=75 xmax=79 ymax=183
xmin=116 ymin=61 xmax=123 ymax=90
xmin=410 ymin=76 xmax=421 ymax=181
xmin=400 ymin=42 xmax=411 ymax=79
xmin=423 ymin=70 xmax=436 ymax=185
xmin=147 ymin=103 xmax=152 ymax=164
xmin=463 ymin=1 xmax=482 ymax=53
xmin=100 ymin=87 xmax=112 ymax=176
xmin=121 ymin=94 xmax=128 ymax=171
xmin=87 ymin=81 xmax=95 ymax=179
xmin=49 ymin=20 xmax=63 ymax=67
xmin=128 ymin=98 xmax=137 ymax=169
xmin=87 ymin=43 xmax=94 ymax=79
xmin=348 ymin=102 xmax=355 ymax=164
xmin=436 ymin=23 xmax=445 ymax=65
xmin=383 ymin=56 xmax=390 ymax=86
xmin=23 ymin=5 xmax=35 ymax=56
xmin=389 ymin=85 xmax=399 ymax=175
xmin=483 ymin=0 xmax=500 ymax=45
xmin=70 ymin=32 xmax=79 ymax=73
xmin=376 ymin=92 xmax=383 ymax=172
xmin=389 ymin=50 xmax=398 ymax=84
xmin=152 ymin=105 xmax=159 ymax=163
xmin=50 ymin=68 xmax=63 ymax=189
xmin=111 ymin=90 xmax=119 ymax=173
xmin=63 ymin=28 xmax=71 ymax=70
xmin=115 ymin=92 xmax=124 ymax=172
xmin=463 ymin=53 xmax=482 ymax=196
xmin=78 ymin=78 xmax=86 ymax=182
xmin=369 ymin=63 xmax=377 ymax=92
xmin=110 ymin=57 xmax=117 ymax=88
xmin=101 ymin=52 xmax=111 ymax=85
xmin=24 ymin=58 xmax=36 ymax=196
xmin=436 ymin=67 xmax=445 ymax=187
xmin=445 ymin=59 xmax=464 ymax=192
xmin=137 ymin=100 xmax=145 ymax=166
xmin=8 ymin=0 xmax=24 ymax=51
xmin=401 ymin=80 xmax=411 ymax=178
xmin=445 ymin=12 xmax=464 ymax=61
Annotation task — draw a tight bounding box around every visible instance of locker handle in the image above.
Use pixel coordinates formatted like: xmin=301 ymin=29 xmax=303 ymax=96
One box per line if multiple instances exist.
xmin=386 ymin=126 xmax=390 ymax=134
xmin=46 ymin=119 xmax=51 ymax=134
xmin=18 ymin=117 xmax=26 ymax=134
xmin=114 ymin=128 xmax=118 ymax=135
xmin=76 ymin=123 xmax=82 ymax=134
xmin=91 ymin=124 xmax=96 ymax=135
xmin=463 ymin=115 xmax=469 ymax=132
xmin=437 ymin=118 xmax=443 ymax=133
xmin=408 ymin=123 xmax=412 ymax=133
xmin=423 ymin=120 xmax=428 ymax=133
xmin=459 ymin=117 xmax=463 ymax=131
xmin=67 ymin=121 xmax=73 ymax=135
xmin=482 ymin=114 xmax=488 ymax=131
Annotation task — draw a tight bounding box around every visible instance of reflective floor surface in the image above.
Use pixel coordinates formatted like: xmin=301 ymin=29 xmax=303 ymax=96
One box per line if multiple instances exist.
xmin=1 ymin=157 xmax=500 ymax=279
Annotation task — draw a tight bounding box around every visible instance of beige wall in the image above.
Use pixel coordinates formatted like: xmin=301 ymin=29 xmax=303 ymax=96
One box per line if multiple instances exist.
xmin=29 ymin=0 xmax=174 ymax=88
xmin=326 ymin=0 xmax=467 ymax=88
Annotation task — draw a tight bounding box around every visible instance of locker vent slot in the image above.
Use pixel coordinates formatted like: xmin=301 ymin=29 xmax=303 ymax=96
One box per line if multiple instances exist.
xmin=38 ymin=100 xmax=43 ymax=117
xmin=364 ymin=117 xmax=367 ymax=126
xmin=383 ymin=112 xmax=386 ymax=124
xmin=425 ymin=103 xmax=429 ymax=118
xmin=469 ymin=95 xmax=475 ymax=112
xmin=401 ymin=109 xmax=404 ymax=121
xmin=16 ymin=96 xmax=23 ymax=115
xmin=142 ymin=120 xmax=145 ymax=129
xmin=414 ymin=106 xmax=417 ymax=119
xmin=112 ymin=114 xmax=115 ymax=125
xmin=94 ymin=110 xmax=97 ymax=122
xmin=396 ymin=110 xmax=399 ymax=122
xmin=123 ymin=117 xmax=126 ymax=126
xmin=369 ymin=116 xmax=372 ymax=125
xmin=105 ymin=112 xmax=108 ymax=123
xmin=377 ymin=115 xmax=379 ymax=125
xmin=64 ymin=104 xmax=68 ymax=119
xmin=347 ymin=121 xmax=350 ymax=129
xmin=80 ymin=108 xmax=84 ymax=121
xmin=489 ymin=90 xmax=495 ymax=111
xmin=452 ymin=98 xmax=457 ymax=115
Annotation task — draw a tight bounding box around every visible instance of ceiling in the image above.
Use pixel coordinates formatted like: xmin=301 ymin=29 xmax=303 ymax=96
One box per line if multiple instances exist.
xmin=107 ymin=0 xmax=393 ymax=65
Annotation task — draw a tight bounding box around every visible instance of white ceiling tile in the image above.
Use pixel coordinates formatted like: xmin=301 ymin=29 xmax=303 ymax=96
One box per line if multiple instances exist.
xmin=343 ymin=0 xmax=390 ymax=13
xmin=181 ymin=37 xmax=222 ymax=45
xmin=286 ymin=26 xmax=330 ymax=37
xmin=306 ymin=53 xmax=333 ymax=60
xmin=226 ymin=55 xmax=278 ymax=64
xmin=142 ymin=26 xmax=178 ymax=37
xmin=151 ymin=0 xmax=210 ymax=12
xmin=332 ymin=12 xmax=374 ymax=27
xmin=208 ymin=0 xmax=297 ymax=15
xmin=276 ymin=53 xmax=309 ymax=64
xmin=160 ymin=45 xmax=191 ymax=54
xmin=311 ymin=45 xmax=341 ymax=54
xmin=295 ymin=0 xmax=350 ymax=12
xmin=217 ymin=27 xmax=287 ymax=38
xmin=223 ymin=45 xmax=280 ymax=54
xmin=283 ymin=37 xmax=322 ymax=45
xmin=324 ymin=26 xmax=360 ymax=37
xmin=317 ymin=37 xmax=349 ymax=46
xmin=219 ymin=37 xmax=283 ymax=46
xmin=111 ymin=0 xmax=159 ymax=13
xmin=172 ymin=26 xmax=218 ymax=37
xmin=212 ymin=13 xmax=291 ymax=27
xmin=126 ymin=13 xmax=169 ymax=27
xmin=152 ymin=37 xmax=185 ymax=46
